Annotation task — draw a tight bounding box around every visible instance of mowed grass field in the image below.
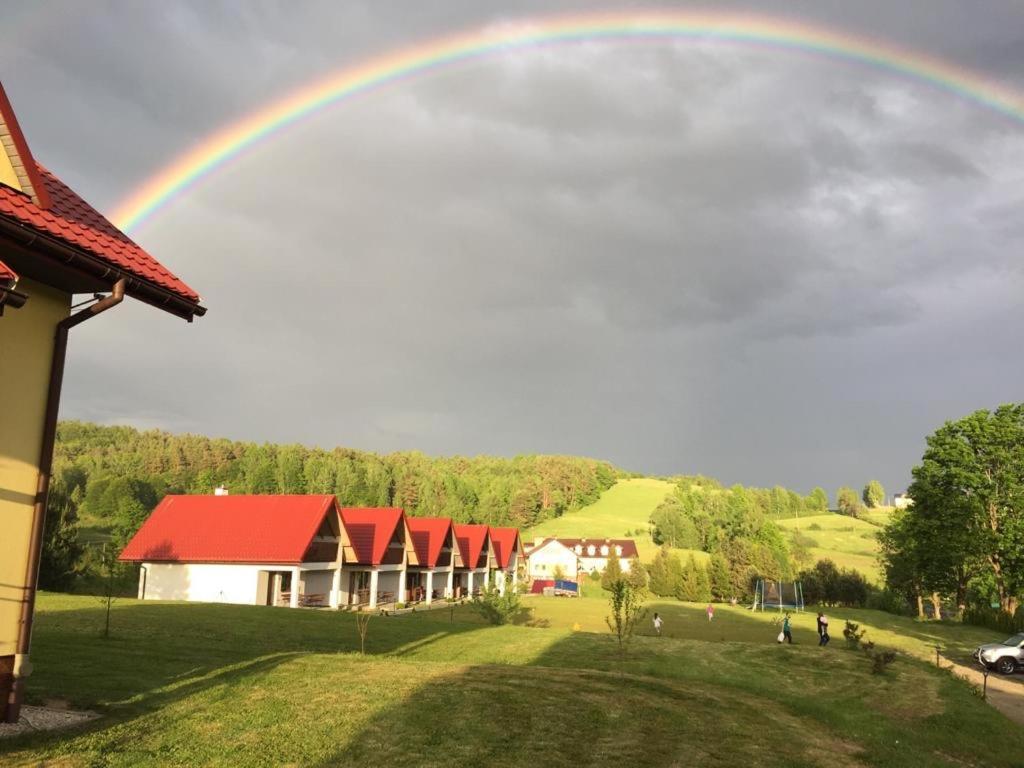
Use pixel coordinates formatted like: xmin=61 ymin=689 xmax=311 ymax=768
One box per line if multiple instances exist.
xmin=3 ymin=593 xmax=1023 ymax=767
xmin=777 ymin=512 xmax=888 ymax=582
xmin=525 ymin=478 xmax=709 ymax=564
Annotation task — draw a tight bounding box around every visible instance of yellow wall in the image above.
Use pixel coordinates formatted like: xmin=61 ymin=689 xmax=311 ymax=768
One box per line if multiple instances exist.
xmin=0 ymin=276 xmax=69 ymax=656
xmin=0 ymin=129 xmax=25 ymax=192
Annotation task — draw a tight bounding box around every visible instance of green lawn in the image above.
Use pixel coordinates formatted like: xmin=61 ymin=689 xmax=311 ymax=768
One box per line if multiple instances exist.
xmin=525 ymin=478 xmax=710 ymax=564
xmin=2 ymin=593 xmax=1022 ymax=767
xmin=777 ymin=512 xmax=884 ymax=582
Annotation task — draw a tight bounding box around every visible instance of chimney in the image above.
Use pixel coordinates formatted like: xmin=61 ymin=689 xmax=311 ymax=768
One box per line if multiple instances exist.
xmin=214 ymin=485 xmax=229 ymax=496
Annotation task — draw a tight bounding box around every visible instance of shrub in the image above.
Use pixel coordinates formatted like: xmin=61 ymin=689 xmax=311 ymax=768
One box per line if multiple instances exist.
xmin=866 ymin=588 xmax=914 ymax=617
xmin=862 ymin=642 xmax=897 ymax=674
xmin=808 ymin=523 xmax=822 ymax=531
xmin=963 ymin=605 xmax=1024 ymax=634
xmin=843 ymin=620 xmax=866 ymax=649
xmin=471 ymin=577 xmax=529 ymax=626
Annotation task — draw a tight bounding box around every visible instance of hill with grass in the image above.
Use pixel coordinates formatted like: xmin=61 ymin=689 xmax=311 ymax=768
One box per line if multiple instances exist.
xmin=777 ymin=510 xmax=892 ymax=583
xmin=3 ymin=593 xmax=1022 ymax=766
xmin=524 ymin=478 xmax=710 ymax=564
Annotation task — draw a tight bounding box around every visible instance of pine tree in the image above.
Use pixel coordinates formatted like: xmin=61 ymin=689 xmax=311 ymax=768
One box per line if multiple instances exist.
xmin=677 ymin=554 xmax=711 ymax=601
xmin=708 ymin=553 xmax=732 ymax=600
xmin=626 ymin=556 xmax=648 ymax=593
xmin=601 ymin=552 xmax=625 ymax=590
xmin=648 ymin=546 xmax=684 ymax=597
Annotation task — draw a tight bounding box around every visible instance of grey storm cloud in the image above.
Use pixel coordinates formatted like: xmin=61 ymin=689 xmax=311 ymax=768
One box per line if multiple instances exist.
xmin=2 ymin=0 xmax=1023 ymax=497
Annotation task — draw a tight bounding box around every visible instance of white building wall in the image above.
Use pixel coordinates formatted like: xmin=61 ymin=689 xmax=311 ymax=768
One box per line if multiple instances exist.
xmin=377 ymin=570 xmax=401 ymax=599
xmin=578 ymin=556 xmax=632 ymax=574
xmin=526 ymin=545 xmax=579 ymax=580
xmin=141 ymin=562 xmax=265 ymax=605
xmin=302 ymin=570 xmax=334 ymax=598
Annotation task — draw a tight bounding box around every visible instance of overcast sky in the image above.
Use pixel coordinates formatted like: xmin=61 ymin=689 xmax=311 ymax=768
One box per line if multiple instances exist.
xmin=2 ymin=1 xmax=1022 ymax=497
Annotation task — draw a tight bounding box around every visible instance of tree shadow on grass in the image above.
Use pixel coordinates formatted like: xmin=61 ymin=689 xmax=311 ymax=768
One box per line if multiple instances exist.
xmin=0 ymin=598 xmax=495 ymax=757
xmin=309 ymin=622 xmax=1024 ymax=768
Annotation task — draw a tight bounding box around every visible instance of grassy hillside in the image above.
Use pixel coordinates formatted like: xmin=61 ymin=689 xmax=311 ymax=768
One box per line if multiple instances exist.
xmin=525 ymin=478 xmax=708 ymax=563
xmin=777 ymin=513 xmax=884 ymax=582
xmin=3 ymin=594 xmax=1022 ymax=766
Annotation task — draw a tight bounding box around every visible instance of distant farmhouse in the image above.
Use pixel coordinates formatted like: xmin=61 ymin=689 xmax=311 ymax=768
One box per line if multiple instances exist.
xmin=120 ymin=494 xmax=523 ymax=610
xmin=525 ymin=537 xmax=638 ymax=581
xmin=893 ymin=492 xmax=913 ymax=510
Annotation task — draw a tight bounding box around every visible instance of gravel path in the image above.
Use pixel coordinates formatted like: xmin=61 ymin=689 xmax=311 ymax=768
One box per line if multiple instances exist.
xmin=942 ymin=656 xmax=1024 ymax=727
xmin=0 ymin=705 xmax=100 ymax=739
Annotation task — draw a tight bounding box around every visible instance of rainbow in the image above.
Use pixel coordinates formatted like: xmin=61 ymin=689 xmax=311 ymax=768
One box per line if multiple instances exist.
xmin=111 ymin=10 xmax=1024 ymax=232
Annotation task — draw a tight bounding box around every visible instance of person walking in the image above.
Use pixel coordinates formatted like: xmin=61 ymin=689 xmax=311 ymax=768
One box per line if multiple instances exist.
xmin=706 ymin=603 xmax=715 ymax=622
xmin=782 ymin=613 xmax=793 ymax=644
xmin=817 ymin=612 xmax=830 ymax=646
xmin=653 ymin=612 xmax=663 ymax=637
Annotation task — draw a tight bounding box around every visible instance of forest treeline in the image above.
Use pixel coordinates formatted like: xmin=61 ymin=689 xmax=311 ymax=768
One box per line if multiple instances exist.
xmin=41 ymin=421 xmax=618 ymax=589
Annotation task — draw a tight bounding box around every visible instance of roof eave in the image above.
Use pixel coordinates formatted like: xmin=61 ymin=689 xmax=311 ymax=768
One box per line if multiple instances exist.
xmin=0 ymin=214 xmax=205 ymax=321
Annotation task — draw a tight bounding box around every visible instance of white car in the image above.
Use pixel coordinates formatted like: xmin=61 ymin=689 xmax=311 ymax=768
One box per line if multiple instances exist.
xmin=974 ymin=633 xmax=1024 ymax=675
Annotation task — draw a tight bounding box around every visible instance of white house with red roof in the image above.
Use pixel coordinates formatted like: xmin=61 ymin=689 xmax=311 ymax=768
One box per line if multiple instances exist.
xmin=120 ymin=495 xmax=344 ymax=608
xmin=406 ymin=517 xmax=461 ymax=605
xmin=489 ymin=527 xmax=525 ymax=595
xmin=118 ymin=496 xmax=528 ymax=612
xmin=337 ymin=507 xmax=417 ymax=609
xmin=525 ymin=538 xmax=638 ymax=581
xmin=453 ymin=524 xmax=495 ymax=598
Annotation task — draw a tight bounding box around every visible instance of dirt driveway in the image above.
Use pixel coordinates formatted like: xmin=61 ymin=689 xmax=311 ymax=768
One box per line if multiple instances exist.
xmin=942 ymin=655 xmax=1024 ymax=726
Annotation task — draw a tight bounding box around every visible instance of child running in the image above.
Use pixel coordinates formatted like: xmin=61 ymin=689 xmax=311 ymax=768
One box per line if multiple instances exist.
xmin=706 ymin=603 xmax=715 ymax=622
xmin=653 ymin=612 xmax=663 ymax=636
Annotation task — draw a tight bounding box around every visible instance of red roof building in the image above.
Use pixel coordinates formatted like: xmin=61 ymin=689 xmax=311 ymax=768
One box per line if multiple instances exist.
xmin=454 ymin=524 xmax=493 ymax=571
xmin=489 ymin=527 xmax=524 ymax=570
xmin=0 ymin=81 xmax=203 ymax=320
xmin=526 ymin=537 xmax=639 ymax=560
xmin=339 ymin=508 xmax=412 ymax=566
xmin=119 ymin=495 xmax=340 ymax=564
xmin=407 ymin=517 xmax=456 ymax=568
xmin=1 ymin=77 xmax=204 ymax=724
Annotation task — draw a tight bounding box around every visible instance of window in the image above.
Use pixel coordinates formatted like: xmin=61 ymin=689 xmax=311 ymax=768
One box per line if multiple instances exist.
xmin=615 ymin=546 xmax=623 ymax=556
xmin=600 ymin=545 xmax=609 ymax=556
xmin=574 ymin=545 xmax=583 ymax=554
xmin=587 ymin=545 xmax=596 ymax=556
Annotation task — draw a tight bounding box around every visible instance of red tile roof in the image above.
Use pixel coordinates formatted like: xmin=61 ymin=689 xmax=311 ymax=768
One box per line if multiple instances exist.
xmin=0 ymin=258 xmax=15 ymax=283
xmin=527 ymin=538 xmax=639 ymax=560
xmin=119 ymin=495 xmax=338 ymax=564
xmin=454 ymin=524 xmax=491 ymax=570
xmin=0 ymin=79 xmax=201 ymax=314
xmin=407 ymin=517 xmax=454 ymax=568
xmin=340 ymin=508 xmax=406 ymax=565
xmin=489 ymin=527 xmax=523 ymax=569
xmin=0 ymin=167 xmax=200 ymax=303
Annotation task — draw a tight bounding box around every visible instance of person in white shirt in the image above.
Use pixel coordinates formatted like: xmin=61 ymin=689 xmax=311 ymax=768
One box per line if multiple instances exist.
xmin=653 ymin=612 xmax=663 ymax=636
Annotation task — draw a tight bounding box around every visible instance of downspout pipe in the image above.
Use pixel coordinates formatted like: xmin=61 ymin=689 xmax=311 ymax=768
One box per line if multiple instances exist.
xmin=4 ymin=278 xmax=125 ymax=724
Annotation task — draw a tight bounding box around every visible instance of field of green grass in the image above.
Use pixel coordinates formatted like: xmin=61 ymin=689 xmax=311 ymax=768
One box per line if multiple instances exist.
xmin=525 ymin=478 xmax=709 ymax=564
xmin=777 ymin=512 xmax=884 ymax=582
xmin=3 ymin=593 xmax=1022 ymax=767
